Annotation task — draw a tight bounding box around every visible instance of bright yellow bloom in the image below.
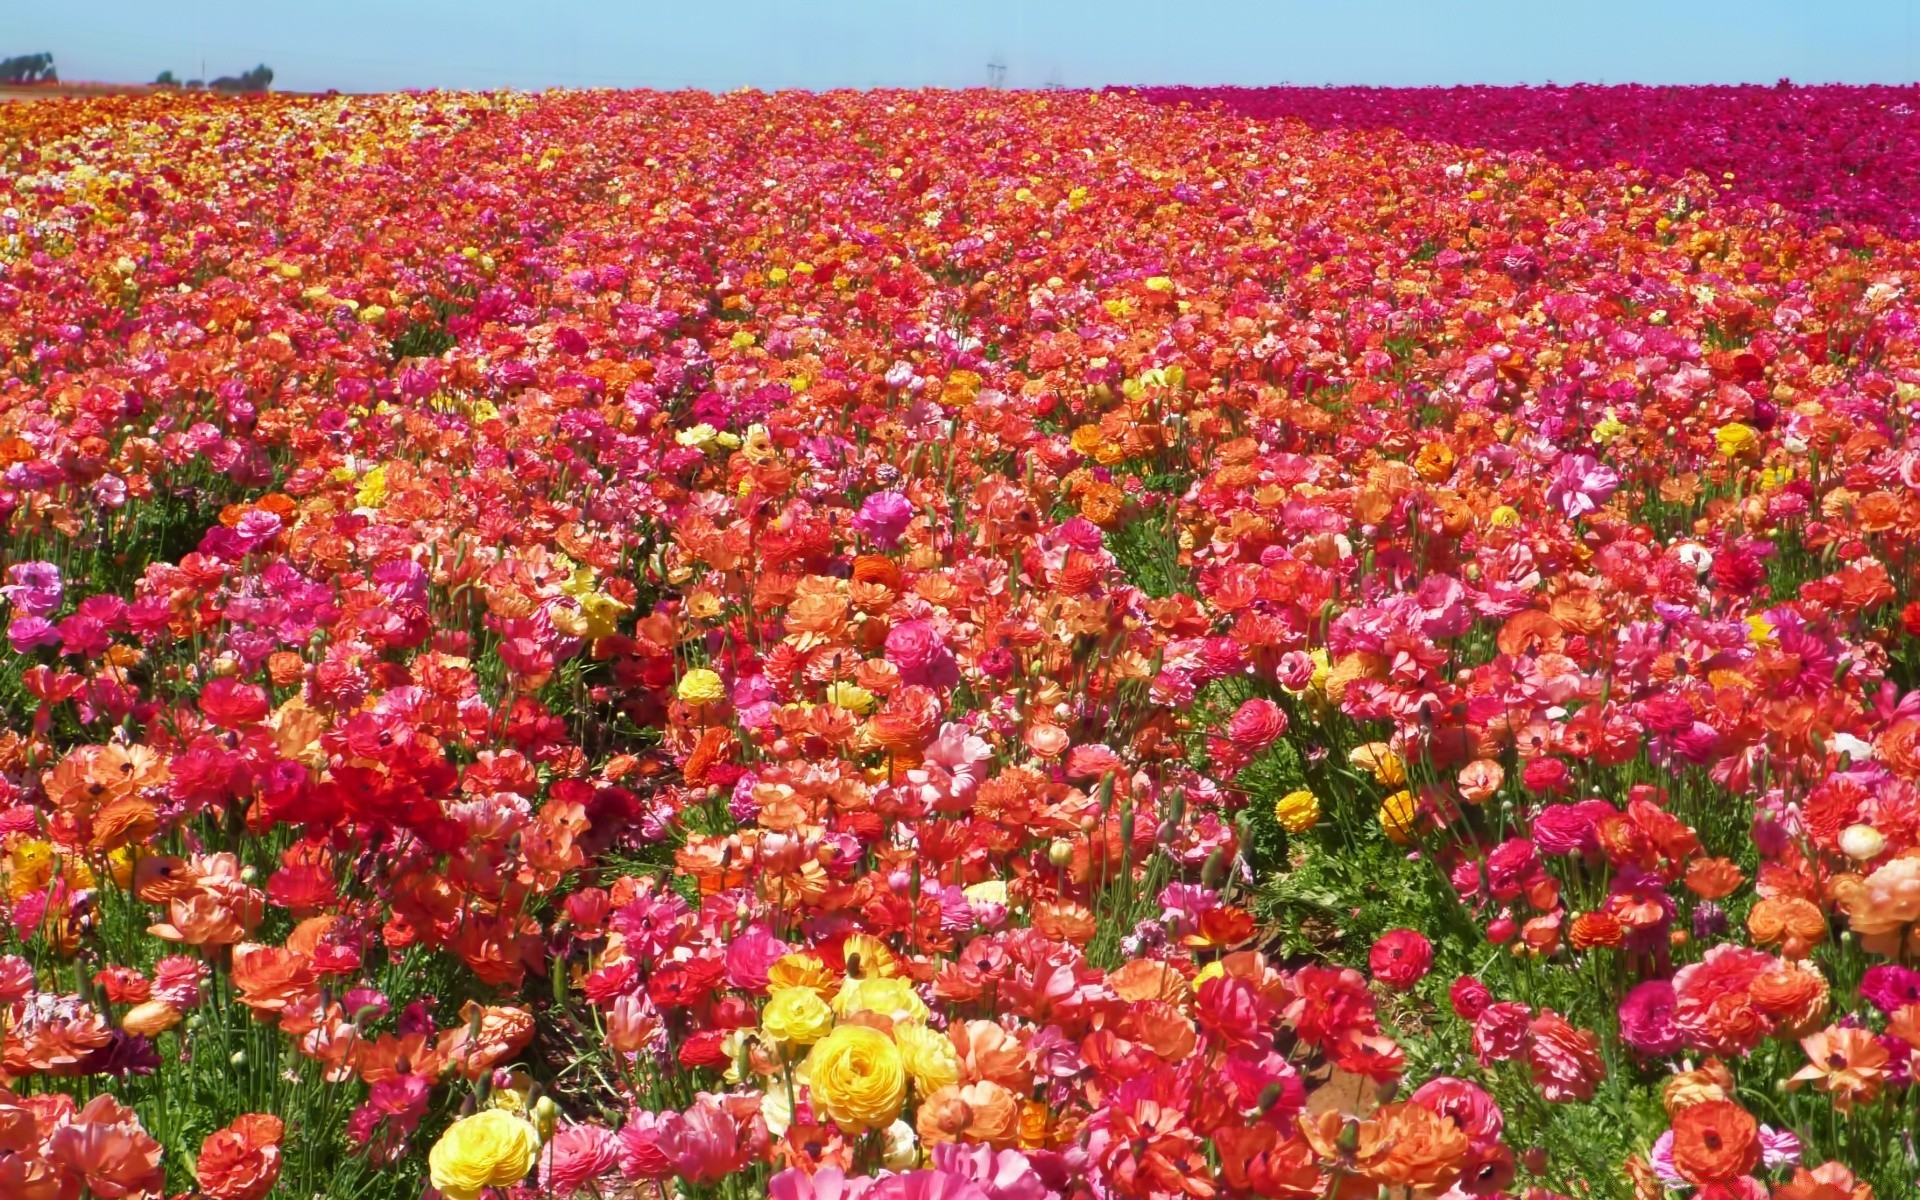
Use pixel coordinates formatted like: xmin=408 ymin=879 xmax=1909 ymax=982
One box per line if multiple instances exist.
xmin=824 ymin=681 xmax=876 ymax=714
xmin=840 ymin=933 xmax=899 ymax=979
xmin=834 ymin=975 xmax=929 ymax=1025
xmin=1591 ymin=409 xmax=1627 ymax=446
xmin=1380 ymin=789 xmax=1420 ymax=844
xmin=762 ymin=986 xmax=836 ymax=1045
xmin=1488 ymin=505 xmax=1521 ymax=528
xmin=676 ymin=668 xmax=725 ymax=706
xmin=1715 ymin=422 xmax=1759 ymax=458
xmin=427 ymin=1110 xmax=541 ymax=1200
xmin=805 ymin=1024 xmax=907 ymax=1133
xmin=767 ymin=952 xmax=837 ymax=998
xmin=1349 ymin=743 xmax=1406 ymax=786
xmin=354 ymin=464 xmax=387 ymax=508
xmin=1273 ymin=789 xmax=1321 ymax=834
xmin=893 ymin=1022 xmax=960 ymax=1095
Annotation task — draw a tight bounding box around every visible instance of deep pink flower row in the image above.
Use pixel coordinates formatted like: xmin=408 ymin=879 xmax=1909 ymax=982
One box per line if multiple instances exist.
xmin=1129 ymin=84 xmax=1920 ymax=237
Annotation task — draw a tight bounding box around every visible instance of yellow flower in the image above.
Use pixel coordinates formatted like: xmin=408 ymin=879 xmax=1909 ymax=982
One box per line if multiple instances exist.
xmin=893 ymin=1022 xmax=960 ymax=1095
xmin=1069 ymin=424 xmax=1105 ymax=457
xmin=1380 ymin=789 xmax=1420 ymax=844
xmin=1745 ymin=614 xmax=1776 ymax=646
xmin=1349 ymin=743 xmax=1406 ymax=786
xmin=676 ymin=423 xmax=721 ymax=449
xmin=805 ymin=1024 xmax=907 ymax=1133
xmin=1273 ymin=789 xmax=1321 ymax=834
xmin=1488 ymin=505 xmax=1521 ymax=528
xmin=840 ymin=933 xmax=899 ymax=979
xmin=962 ymin=880 xmax=1008 ymax=908
xmin=834 ymin=975 xmax=929 ymax=1025
xmin=767 ymin=952 xmax=837 ymax=999
xmin=1715 ymin=422 xmax=1759 ymax=459
xmin=762 ymin=986 xmax=836 ymax=1045
xmin=1591 ymin=409 xmax=1627 ymax=446
xmin=676 ymin=668 xmax=725 ymax=706
xmin=824 ymin=681 xmax=876 ymax=714
xmin=354 ymin=464 xmax=387 ymax=508
xmin=427 ymin=1110 xmax=541 ymax=1200
xmin=576 ymin=592 xmax=630 ymax=639
xmin=1192 ymin=960 xmax=1227 ymax=992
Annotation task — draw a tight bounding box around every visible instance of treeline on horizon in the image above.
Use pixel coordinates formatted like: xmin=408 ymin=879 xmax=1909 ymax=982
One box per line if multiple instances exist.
xmin=1 ymin=52 xmax=274 ymax=92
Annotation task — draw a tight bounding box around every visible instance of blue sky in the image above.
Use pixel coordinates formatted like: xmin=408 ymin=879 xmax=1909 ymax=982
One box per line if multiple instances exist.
xmin=14 ymin=1 xmax=1920 ymax=92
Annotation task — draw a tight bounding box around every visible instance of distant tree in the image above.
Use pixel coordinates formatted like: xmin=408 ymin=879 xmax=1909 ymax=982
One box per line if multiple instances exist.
xmin=0 ymin=53 xmax=57 ymax=85
xmin=210 ymin=64 xmax=273 ymax=93
xmin=154 ymin=69 xmax=178 ymax=87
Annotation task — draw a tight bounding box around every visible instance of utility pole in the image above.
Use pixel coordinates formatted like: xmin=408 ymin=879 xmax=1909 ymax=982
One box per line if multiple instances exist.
xmin=986 ymin=55 xmax=1006 ymax=90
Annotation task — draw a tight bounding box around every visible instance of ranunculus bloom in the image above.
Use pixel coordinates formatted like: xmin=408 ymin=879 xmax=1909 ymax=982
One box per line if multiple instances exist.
xmin=1668 ymin=1100 xmax=1759 ymax=1185
xmin=1527 ymin=1011 xmax=1605 ymax=1103
xmin=1617 ymin=980 xmax=1683 ymax=1058
xmin=195 ymin=1113 xmax=284 ymax=1200
xmin=1449 ymin=976 xmax=1492 ymax=1021
xmin=428 ymin=1110 xmax=541 ymax=1200
xmin=806 ymin=1024 xmax=908 ymax=1134
xmin=1368 ymin=929 xmax=1433 ymax=990
xmin=540 ymin=1123 xmax=622 ymax=1196
xmin=46 ymin=1095 xmax=165 ymax=1200
xmin=1225 ymin=697 xmax=1287 ymax=752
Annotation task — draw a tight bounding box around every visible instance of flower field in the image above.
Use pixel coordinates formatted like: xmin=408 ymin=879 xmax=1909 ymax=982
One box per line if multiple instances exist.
xmin=2 ymin=83 xmax=1920 ymax=1200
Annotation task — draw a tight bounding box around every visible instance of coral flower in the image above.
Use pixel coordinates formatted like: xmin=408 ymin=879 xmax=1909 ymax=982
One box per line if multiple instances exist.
xmin=1788 ymin=1026 xmax=1890 ymax=1113
xmin=195 ymin=1113 xmax=285 ymax=1200
xmin=45 ymin=1095 xmax=165 ymax=1199
xmin=1668 ymin=1099 xmax=1760 ymax=1184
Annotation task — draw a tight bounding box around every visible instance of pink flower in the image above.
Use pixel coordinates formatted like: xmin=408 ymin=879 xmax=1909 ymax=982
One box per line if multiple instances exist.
xmin=1225 ymin=697 xmax=1287 ymax=752
xmin=1472 ymin=1001 xmax=1532 ymax=1066
xmin=540 ymin=1123 xmax=621 ymax=1196
xmin=1407 ymin=1076 xmax=1504 ymax=1144
xmin=771 ymin=1167 xmax=879 ymax=1200
xmin=1368 ymin=929 xmax=1433 ymax=991
xmin=152 ymin=956 xmax=209 ymax=1008
xmin=868 ymin=1170 xmax=993 ymax=1200
xmin=906 ymin=722 xmax=995 ymax=814
xmin=1527 ymin=1011 xmax=1606 ymax=1103
xmin=854 ymin=491 xmax=915 ymax=548
xmin=1617 ymin=980 xmax=1683 ymax=1058
xmin=1545 ymin=452 xmax=1620 ymax=518
xmin=1449 ymin=976 xmax=1492 ymax=1021
xmin=885 ymin=619 xmax=958 ymax=690
xmin=617 ymin=1109 xmax=677 ymax=1181
xmin=0 ymin=955 xmax=34 ymax=1003
xmin=931 ymin=1144 xmax=1054 ymax=1200
xmin=723 ymin=925 xmax=791 ymax=993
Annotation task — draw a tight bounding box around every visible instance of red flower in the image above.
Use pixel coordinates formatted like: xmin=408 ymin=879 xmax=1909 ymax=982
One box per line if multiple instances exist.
xmin=1368 ymin=929 xmax=1434 ymax=991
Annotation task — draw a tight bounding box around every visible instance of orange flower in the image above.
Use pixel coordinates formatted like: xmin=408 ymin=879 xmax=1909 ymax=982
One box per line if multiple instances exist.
xmin=1662 ymin=1059 xmax=1735 ymax=1115
xmin=229 ymin=943 xmax=318 ymax=1018
xmin=1841 ymin=854 xmax=1920 ymax=957
xmin=437 ymin=1002 xmax=535 ymax=1080
xmin=1789 ymin=1026 xmax=1889 ymax=1113
xmin=950 ymin=1019 xmax=1033 ymax=1092
xmin=1775 ymin=1162 xmax=1876 ymax=1200
xmin=1684 ymin=856 xmax=1744 ymax=900
xmin=1568 ymin=911 xmax=1624 ymax=950
xmin=1364 ymin=1101 xmax=1466 ymax=1193
xmin=88 ymin=795 xmax=159 ymax=855
xmin=1748 ymin=962 xmax=1829 ymax=1035
xmin=1746 ymin=895 xmax=1826 ymax=958
xmin=914 ymin=1080 xmax=1019 ymax=1147
xmin=1668 ymin=1099 xmax=1759 ymax=1185
xmin=196 ymin=1114 xmax=285 ymax=1200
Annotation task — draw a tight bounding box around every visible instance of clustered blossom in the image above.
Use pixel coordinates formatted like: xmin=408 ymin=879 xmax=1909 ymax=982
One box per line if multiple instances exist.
xmin=1 ymin=82 xmax=1919 ymax=1200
